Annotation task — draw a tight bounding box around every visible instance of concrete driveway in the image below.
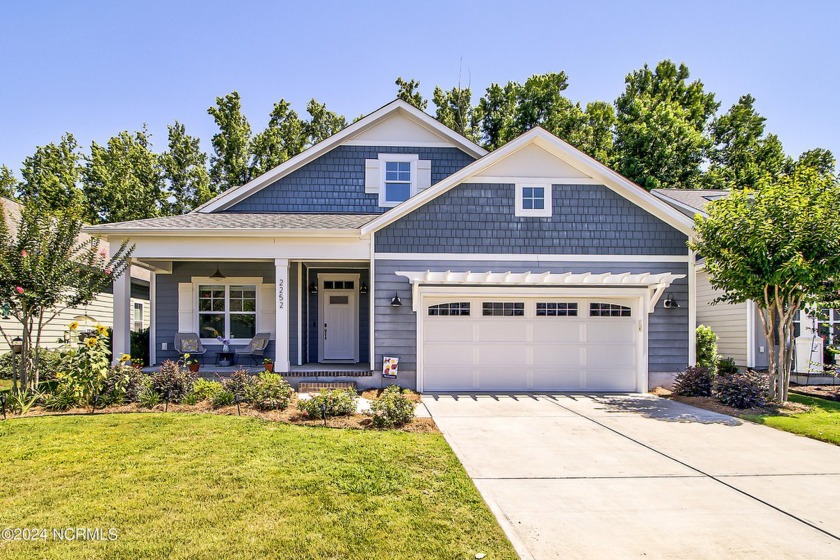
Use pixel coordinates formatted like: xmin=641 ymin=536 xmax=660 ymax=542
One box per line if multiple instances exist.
xmin=423 ymin=393 xmax=840 ymax=560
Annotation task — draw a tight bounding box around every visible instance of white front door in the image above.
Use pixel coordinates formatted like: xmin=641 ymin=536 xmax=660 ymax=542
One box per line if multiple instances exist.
xmin=319 ymin=274 xmax=359 ymax=362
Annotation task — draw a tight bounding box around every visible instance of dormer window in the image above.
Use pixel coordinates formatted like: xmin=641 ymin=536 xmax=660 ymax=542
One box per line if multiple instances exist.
xmin=385 ymin=161 xmax=412 ymax=203
xmin=515 ymin=183 xmax=552 ymax=217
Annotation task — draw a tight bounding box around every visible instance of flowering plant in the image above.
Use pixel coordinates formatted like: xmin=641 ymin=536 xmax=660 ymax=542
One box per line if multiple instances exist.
xmin=263 ymin=357 xmax=274 ymax=365
xmin=182 ymin=353 xmax=200 ymax=366
xmin=216 ymin=335 xmax=232 ymax=345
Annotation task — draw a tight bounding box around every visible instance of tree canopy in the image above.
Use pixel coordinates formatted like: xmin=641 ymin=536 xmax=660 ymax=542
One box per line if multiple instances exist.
xmin=690 ymin=169 xmax=840 ymax=401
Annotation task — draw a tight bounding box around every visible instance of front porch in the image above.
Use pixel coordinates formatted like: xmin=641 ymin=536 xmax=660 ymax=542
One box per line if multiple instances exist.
xmin=115 ymin=258 xmax=374 ymax=375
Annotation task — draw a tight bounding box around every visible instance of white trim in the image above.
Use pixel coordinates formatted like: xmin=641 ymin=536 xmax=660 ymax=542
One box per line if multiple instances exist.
xmin=149 ymin=271 xmax=156 ymax=365
xmin=515 ymin=183 xmax=552 ymax=218
xmin=317 ymin=273 xmax=360 ymax=363
xmin=345 ymin=139 xmax=455 ymax=148
xmin=369 ymin=232 xmax=376 ymax=372
xmin=464 ymin=176 xmax=601 ymax=185
xmin=85 ymin=227 xmax=364 ymax=237
xmin=688 ymin=248 xmax=697 ymax=365
xmin=361 ymin=127 xmax=696 ymax=237
xmin=195 ymin=100 xmax=486 ymax=213
xmin=297 ymin=263 xmax=303 ymax=366
xmin=376 ymin=252 xmax=690 ymax=263
xmin=378 ymin=153 xmax=418 ymax=208
xmin=275 ymin=259 xmax=290 ymax=372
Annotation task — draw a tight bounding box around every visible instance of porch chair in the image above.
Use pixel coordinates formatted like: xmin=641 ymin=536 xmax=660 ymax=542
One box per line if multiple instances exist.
xmin=174 ymin=332 xmax=207 ymax=364
xmin=235 ymin=332 xmax=271 ymax=365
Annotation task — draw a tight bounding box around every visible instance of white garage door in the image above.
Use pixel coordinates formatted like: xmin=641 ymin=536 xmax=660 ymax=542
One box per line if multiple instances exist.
xmin=422 ymin=296 xmax=640 ymax=392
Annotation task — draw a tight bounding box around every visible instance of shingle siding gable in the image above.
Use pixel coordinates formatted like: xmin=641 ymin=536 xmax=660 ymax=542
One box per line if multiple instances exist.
xmin=375 ymin=183 xmax=688 ymax=255
xmin=224 ymin=145 xmax=476 ymax=214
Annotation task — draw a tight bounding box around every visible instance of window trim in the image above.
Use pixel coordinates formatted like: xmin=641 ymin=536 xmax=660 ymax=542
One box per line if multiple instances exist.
xmin=193 ymin=277 xmax=261 ymax=344
xmin=378 ymin=153 xmax=419 ymax=207
xmin=133 ymin=301 xmax=144 ymax=332
xmin=515 ymin=183 xmax=552 ymax=217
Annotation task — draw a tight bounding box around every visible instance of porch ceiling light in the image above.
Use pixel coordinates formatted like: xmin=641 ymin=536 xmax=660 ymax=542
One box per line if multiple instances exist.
xmin=210 ymin=263 xmax=226 ymax=281
xmin=390 ymin=292 xmax=402 ymax=307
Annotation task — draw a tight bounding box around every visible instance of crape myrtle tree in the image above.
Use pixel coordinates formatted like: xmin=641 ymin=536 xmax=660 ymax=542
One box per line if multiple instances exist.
xmin=690 ymin=168 xmax=840 ymax=402
xmin=0 ymin=202 xmax=133 ymax=393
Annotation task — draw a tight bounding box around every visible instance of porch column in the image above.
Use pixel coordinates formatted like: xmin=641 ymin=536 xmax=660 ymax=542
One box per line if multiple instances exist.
xmin=149 ymin=271 xmax=156 ymax=366
xmin=113 ymin=266 xmax=131 ymax=364
xmin=275 ymin=259 xmax=290 ymax=372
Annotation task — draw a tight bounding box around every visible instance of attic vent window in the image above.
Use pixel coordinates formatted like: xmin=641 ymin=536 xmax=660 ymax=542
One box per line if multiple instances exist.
xmin=515 ymin=183 xmax=552 ymax=217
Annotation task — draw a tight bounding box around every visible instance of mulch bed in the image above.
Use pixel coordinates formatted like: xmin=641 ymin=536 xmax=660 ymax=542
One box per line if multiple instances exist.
xmin=16 ymin=399 xmax=439 ymax=433
xmin=789 ymin=384 xmax=840 ymax=402
xmin=650 ymin=387 xmax=809 ymax=417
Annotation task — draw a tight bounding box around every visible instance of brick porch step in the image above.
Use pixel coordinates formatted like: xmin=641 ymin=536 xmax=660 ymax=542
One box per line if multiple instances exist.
xmin=298 ymin=382 xmax=357 ymax=393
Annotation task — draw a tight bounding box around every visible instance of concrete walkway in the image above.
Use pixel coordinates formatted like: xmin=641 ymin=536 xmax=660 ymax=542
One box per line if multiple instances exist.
xmin=424 ymin=393 xmax=840 ymax=560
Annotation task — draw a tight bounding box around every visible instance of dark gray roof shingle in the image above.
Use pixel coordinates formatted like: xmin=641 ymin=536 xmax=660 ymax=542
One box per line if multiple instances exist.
xmin=86 ymin=213 xmax=377 ymax=232
xmin=651 ymin=189 xmax=729 ymax=216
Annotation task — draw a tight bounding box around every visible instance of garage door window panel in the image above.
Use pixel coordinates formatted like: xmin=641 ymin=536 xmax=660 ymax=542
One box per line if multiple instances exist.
xmin=536 ymin=302 xmax=578 ymax=317
xmin=482 ymin=302 xmax=524 ymax=317
xmin=428 ymin=302 xmax=471 ymax=316
xmin=590 ymin=303 xmax=632 ymax=317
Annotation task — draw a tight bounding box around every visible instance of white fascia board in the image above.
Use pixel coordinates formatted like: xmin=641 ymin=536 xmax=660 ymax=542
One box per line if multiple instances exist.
xmin=376 ymin=253 xmax=690 ymax=262
xmin=195 ymin=100 xmax=486 ymax=213
xmin=395 ymin=270 xmax=685 ymax=287
xmin=88 ymin=228 xmax=361 ymax=238
xmin=362 ymin=127 xmax=697 ymax=238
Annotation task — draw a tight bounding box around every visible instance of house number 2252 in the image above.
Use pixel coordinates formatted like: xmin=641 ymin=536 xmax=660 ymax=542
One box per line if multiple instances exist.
xmin=277 ymin=279 xmax=284 ymax=309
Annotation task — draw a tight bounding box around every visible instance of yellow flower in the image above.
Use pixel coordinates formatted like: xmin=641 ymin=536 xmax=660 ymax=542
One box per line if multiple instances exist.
xmin=183 ymin=353 xmax=190 ymax=359
xmin=96 ymin=324 xmax=108 ymax=337
xmin=119 ymin=354 xmax=131 ymax=363
xmin=68 ymin=321 xmax=79 ymax=331
xmin=84 ymin=337 xmax=97 ymax=348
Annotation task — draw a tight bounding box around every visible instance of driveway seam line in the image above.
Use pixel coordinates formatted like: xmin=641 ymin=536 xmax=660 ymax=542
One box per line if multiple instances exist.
xmin=543 ymin=398 xmax=840 ymax=543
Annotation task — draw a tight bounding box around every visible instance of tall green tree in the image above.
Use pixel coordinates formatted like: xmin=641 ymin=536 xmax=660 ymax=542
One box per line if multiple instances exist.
xmin=614 ymin=60 xmax=719 ymax=189
xmin=795 ymin=148 xmax=836 ymax=176
xmin=83 ymin=128 xmax=165 ymax=223
xmin=19 ymin=133 xmax=85 ymax=212
xmin=250 ymin=100 xmax=306 ymax=176
xmin=433 ymin=85 xmax=479 ymax=142
xmin=475 ymin=81 xmax=518 ymax=149
xmin=0 ymin=165 xmax=18 ymax=200
xmin=690 ymin=168 xmax=840 ymax=402
xmin=579 ymin=101 xmax=617 ymax=164
xmin=304 ymin=99 xmax=347 ymax=146
xmin=395 ymin=77 xmax=427 ymax=110
xmin=161 ymin=121 xmax=211 ymax=214
xmin=0 ymin=202 xmax=133 ymax=392
xmin=704 ymin=95 xmax=788 ymax=189
xmin=208 ymin=91 xmax=252 ymax=192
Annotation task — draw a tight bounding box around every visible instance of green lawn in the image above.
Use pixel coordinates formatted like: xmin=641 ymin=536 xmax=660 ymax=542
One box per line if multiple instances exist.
xmin=0 ymin=413 xmax=516 ymax=559
xmin=744 ymin=393 xmax=840 ymax=445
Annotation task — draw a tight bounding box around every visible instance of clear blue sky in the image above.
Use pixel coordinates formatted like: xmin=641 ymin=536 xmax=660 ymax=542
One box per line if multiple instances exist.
xmin=1 ymin=0 xmax=838 ymax=173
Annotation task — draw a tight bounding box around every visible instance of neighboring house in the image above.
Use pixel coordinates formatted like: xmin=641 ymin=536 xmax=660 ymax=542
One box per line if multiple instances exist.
xmin=652 ymin=188 xmax=839 ymax=372
xmin=87 ymin=100 xmax=696 ymax=392
xmin=1 ymin=196 xmax=151 ymax=354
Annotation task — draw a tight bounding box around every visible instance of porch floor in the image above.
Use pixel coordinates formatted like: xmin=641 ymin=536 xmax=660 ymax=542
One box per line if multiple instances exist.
xmin=142 ymin=363 xmax=373 ymax=377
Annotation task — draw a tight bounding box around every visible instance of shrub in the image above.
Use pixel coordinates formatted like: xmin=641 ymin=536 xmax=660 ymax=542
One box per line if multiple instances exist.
xmin=246 ymin=373 xmax=294 ymax=411
xmin=0 ymin=348 xmax=67 ymax=382
xmin=43 ymin=383 xmax=80 ymax=411
xmin=696 ymin=325 xmax=719 ymax=374
xmin=99 ymin=365 xmax=146 ymax=406
xmin=715 ymin=370 xmax=767 ymax=409
xmin=137 ymin=380 xmax=161 ymax=409
xmin=298 ymin=388 xmax=358 ymax=418
xmin=672 ymin=366 xmax=713 ymax=397
xmin=150 ymin=361 xmax=197 ymax=403
xmin=716 ymin=357 xmax=739 ymax=377
xmin=212 ymin=390 xmax=235 ymax=408
xmin=190 ymin=379 xmax=224 ymax=402
xmin=369 ymin=385 xmax=415 ymax=428
xmin=221 ymin=368 xmax=254 ymax=400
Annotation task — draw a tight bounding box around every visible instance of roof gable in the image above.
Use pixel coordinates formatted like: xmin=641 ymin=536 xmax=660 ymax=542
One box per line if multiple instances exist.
xmin=471 ymin=142 xmax=591 ymax=181
xmin=196 ymin=100 xmax=487 ymax=213
xmin=362 ymin=128 xmax=696 ymax=237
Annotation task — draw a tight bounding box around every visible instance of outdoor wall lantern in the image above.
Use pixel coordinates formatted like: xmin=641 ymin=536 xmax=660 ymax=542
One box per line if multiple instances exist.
xmin=309 ymin=282 xmax=318 ymax=295
xmin=390 ymin=292 xmax=402 ymax=307
xmin=10 ymin=336 xmax=23 ymax=355
xmin=210 ymin=263 xmax=226 ymax=281
xmin=663 ymin=293 xmax=680 ymax=309
xmin=359 ymin=282 xmax=368 ymax=295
